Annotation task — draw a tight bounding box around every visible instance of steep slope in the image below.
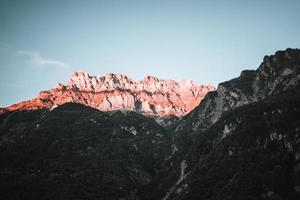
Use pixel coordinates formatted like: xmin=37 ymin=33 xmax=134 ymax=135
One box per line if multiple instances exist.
xmin=141 ymin=48 xmax=300 ymax=200
xmin=144 ymin=91 xmax=300 ymax=200
xmin=4 ymin=73 xmax=215 ymax=117
xmin=175 ymin=48 xmax=300 ymax=143
xmin=182 ymin=91 xmax=300 ymax=200
xmin=0 ymin=103 xmax=172 ymax=200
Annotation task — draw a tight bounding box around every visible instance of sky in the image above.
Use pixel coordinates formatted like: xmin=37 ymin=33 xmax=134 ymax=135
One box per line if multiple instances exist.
xmin=0 ymin=0 xmax=300 ymax=107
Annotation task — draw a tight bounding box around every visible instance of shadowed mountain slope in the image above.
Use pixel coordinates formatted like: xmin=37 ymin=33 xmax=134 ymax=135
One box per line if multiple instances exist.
xmin=0 ymin=49 xmax=300 ymax=200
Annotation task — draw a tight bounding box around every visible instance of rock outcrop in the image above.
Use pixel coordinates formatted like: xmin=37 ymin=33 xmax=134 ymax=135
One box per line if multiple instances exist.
xmin=175 ymin=48 xmax=300 ymax=135
xmin=4 ymin=72 xmax=215 ymax=117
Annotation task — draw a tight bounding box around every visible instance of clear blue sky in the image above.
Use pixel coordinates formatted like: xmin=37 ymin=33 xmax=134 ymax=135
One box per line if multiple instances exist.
xmin=1 ymin=0 xmax=300 ymax=107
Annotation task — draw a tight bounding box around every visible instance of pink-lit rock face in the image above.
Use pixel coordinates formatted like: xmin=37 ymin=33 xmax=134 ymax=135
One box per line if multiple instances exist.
xmin=6 ymin=71 xmax=215 ymax=117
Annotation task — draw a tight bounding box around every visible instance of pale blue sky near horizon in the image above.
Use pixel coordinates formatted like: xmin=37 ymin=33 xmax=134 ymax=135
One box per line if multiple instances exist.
xmin=0 ymin=0 xmax=300 ymax=107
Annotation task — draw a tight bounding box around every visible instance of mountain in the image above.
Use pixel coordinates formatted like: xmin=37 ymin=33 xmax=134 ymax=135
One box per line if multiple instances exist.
xmin=3 ymin=72 xmax=215 ymax=117
xmin=175 ymin=48 xmax=300 ymax=137
xmin=141 ymin=48 xmax=300 ymax=200
xmin=0 ymin=48 xmax=300 ymax=200
xmin=143 ymin=91 xmax=300 ymax=200
xmin=0 ymin=103 xmax=172 ymax=199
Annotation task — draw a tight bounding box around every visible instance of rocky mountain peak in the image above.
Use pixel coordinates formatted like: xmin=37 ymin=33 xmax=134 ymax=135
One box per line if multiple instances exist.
xmin=143 ymin=75 xmax=159 ymax=82
xmin=175 ymin=48 xmax=300 ymax=135
xmin=4 ymin=72 xmax=215 ymax=117
xmin=259 ymin=48 xmax=300 ymax=77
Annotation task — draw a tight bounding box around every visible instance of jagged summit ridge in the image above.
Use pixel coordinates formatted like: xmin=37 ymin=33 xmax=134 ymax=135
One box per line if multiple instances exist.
xmin=65 ymin=71 xmax=209 ymax=93
xmin=175 ymin=48 xmax=300 ymax=134
xmin=5 ymin=72 xmax=215 ymax=117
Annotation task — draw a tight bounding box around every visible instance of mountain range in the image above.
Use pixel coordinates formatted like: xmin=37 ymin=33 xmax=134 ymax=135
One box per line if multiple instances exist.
xmin=0 ymin=48 xmax=300 ymax=200
xmin=2 ymin=72 xmax=215 ymax=117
